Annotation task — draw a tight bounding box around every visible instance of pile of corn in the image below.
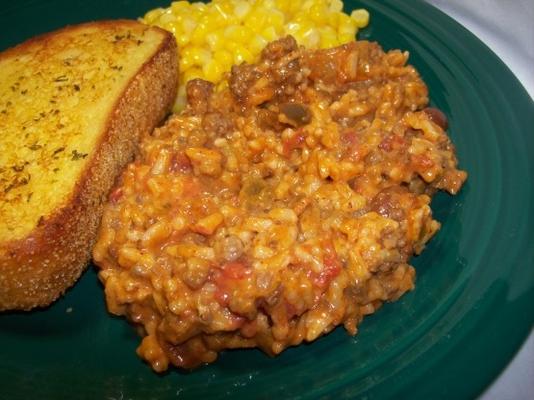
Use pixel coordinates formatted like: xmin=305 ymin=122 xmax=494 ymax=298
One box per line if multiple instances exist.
xmin=142 ymin=0 xmax=370 ymax=110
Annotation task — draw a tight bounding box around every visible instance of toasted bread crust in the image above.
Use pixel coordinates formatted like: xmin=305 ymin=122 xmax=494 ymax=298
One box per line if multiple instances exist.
xmin=0 ymin=20 xmax=178 ymax=310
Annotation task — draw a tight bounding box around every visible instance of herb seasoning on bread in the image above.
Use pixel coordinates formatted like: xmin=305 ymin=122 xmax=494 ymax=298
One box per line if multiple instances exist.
xmin=0 ymin=20 xmax=178 ymax=310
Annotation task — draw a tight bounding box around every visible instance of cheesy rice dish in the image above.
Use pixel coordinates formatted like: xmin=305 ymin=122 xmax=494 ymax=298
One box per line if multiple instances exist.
xmin=93 ymin=36 xmax=467 ymax=371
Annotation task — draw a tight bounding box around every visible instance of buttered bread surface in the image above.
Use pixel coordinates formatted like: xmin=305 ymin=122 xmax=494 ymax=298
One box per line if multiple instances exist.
xmin=0 ymin=23 xmax=167 ymax=241
xmin=0 ymin=20 xmax=178 ymax=310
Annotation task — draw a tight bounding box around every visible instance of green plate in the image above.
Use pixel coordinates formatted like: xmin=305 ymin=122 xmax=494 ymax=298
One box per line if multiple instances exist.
xmin=1 ymin=1 xmax=533 ymax=399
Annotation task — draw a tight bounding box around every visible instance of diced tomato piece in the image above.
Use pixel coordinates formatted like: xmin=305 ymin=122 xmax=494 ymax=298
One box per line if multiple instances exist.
xmin=109 ymin=187 xmax=123 ymax=204
xmin=341 ymin=130 xmax=362 ymax=161
xmin=212 ymin=261 xmax=250 ymax=306
xmin=285 ymin=302 xmax=299 ymax=319
xmin=316 ymin=257 xmax=342 ymax=288
xmin=181 ymin=177 xmax=201 ymax=198
xmin=379 ymin=135 xmax=406 ymax=152
xmin=412 ymin=154 xmax=435 ymax=169
xmin=228 ymin=314 xmax=246 ymax=330
xmin=282 ymin=130 xmax=306 ymax=156
xmin=240 ymin=320 xmax=258 ymax=338
xmin=315 ymin=240 xmax=342 ymax=288
xmin=341 ymin=130 xmax=358 ymax=146
xmin=221 ymin=261 xmax=249 ymax=280
xmin=214 ymin=285 xmax=230 ymax=307
xmin=170 ymin=152 xmax=192 ymax=173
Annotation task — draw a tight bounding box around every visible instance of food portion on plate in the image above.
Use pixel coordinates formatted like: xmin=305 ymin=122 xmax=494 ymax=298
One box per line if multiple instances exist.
xmin=0 ymin=0 xmax=467 ymax=374
xmin=93 ymin=34 xmax=467 ymax=370
xmin=0 ymin=20 xmax=178 ymax=310
xmin=141 ymin=0 xmax=369 ymax=110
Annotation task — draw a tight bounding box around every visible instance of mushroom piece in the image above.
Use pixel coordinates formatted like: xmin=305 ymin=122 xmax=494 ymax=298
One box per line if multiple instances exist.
xmin=279 ymin=102 xmax=312 ymax=127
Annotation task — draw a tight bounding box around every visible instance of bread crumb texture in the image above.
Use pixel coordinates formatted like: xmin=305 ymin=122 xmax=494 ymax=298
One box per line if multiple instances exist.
xmin=0 ymin=22 xmax=163 ymax=242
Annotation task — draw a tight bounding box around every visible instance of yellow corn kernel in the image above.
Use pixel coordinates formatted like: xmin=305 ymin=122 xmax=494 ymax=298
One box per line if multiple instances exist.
xmin=179 ymin=46 xmax=193 ymax=69
xmin=216 ymin=79 xmax=229 ymax=93
xmin=326 ymin=11 xmax=340 ymax=26
xmin=226 ymin=43 xmax=254 ymax=65
xmin=201 ymin=12 xmax=223 ymax=30
xmin=175 ymin=86 xmax=188 ymax=110
xmin=338 ymin=14 xmax=358 ymax=43
xmin=163 ymin=21 xmax=178 ymax=35
xmin=284 ymin=21 xmax=298 ymax=35
xmin=339 ymin=22 xmax=357 ymax=37
xmin=191 ymin=1 xmax=207 ymax=12
xmin=351 ymin=9 xmax=370 ymax=28
xmin=244 ymin=7 xmax=270 ymax=32
xmin=261 ymin=26 xmax=278 ymax=42
xmin=211 ymin=2 xmax=229 ymax=20
xmin=233 ymin=0 xmax=251 ymax=20
xmin=213 ymin=49 xmax=234 ymax=68
xmin=309 ymin=3 xmax=326 ymax=24
xmin=274 ymin=0 xmax=289 ymax=14
xmin=338 ymin=31 xmax=356 ymax=44
xmin=203 ymin=60 xmax=223 ymax=82
xmin=224 ymin=25 xmax=253 ymax=43
xmin=183 ymin=67 xmax=203 ymax=83
xmin=291 ymin=13 xmax=307 ymax=25
xmin=299 ymin=26 xmax=320 ymax=48
xmin=143 ymin=7 xmax=165 ymax=24
xmin=265 ymin=9 xmax=286 ymax=31
xmin=204 ymin=32 xmax=219 ymax=50
xmin=249 ymin=34 xmax=269 ymax=55
xmin=179 ymin=57 xmax=192 ymax=72
xmin=158 ymin=10 xmax=177 ymax=25
xmin=260 ymin=0 xmax=277 ymax=10
xmin=181 ymin=17 xmax=197 ymax=34
xmin=141 ymin=0 xmax=369 ymax=112
xmin=190 ymin=22 xmax=210 ymax=46
xmin=188 ymin=46 xmax=212 ymax=66
xmin=170 ymin=1 xmax=190 ymax=14
xmin=175 ymin=30 xmax=190 ymax=47
xmin=328 ymin=0 xmax=344 ymax=13
xmin=288 ymin=1 xmax=301 ymax=15
xmin=319 ymin=26 xmax=338 ymax=49
xmin=337 ymin=13 xmax=353 ymax=32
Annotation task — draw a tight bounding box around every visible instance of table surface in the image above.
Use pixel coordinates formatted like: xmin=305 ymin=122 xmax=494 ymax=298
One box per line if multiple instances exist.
xmin=426 ymin=1 xmax=534 ymax=399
